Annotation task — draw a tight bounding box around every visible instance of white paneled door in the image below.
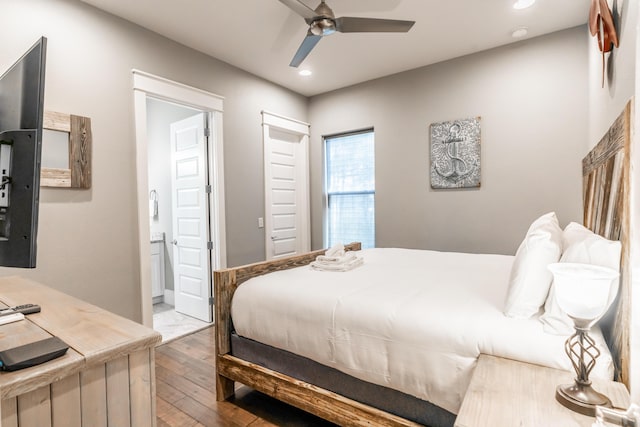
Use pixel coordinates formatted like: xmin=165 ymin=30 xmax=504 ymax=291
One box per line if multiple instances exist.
xmin=263 ymin=112 xmax=310 ymax=259
xmin=170 ymin=113 xmax=212 ymax=322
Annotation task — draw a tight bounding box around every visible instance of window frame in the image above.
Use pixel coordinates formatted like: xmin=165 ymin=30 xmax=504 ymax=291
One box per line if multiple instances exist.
xmin=323 ymin=128 xmax=375 ymax=248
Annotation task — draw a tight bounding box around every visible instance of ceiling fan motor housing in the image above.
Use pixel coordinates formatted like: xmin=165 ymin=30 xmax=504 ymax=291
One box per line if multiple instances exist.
xmin=310 ymin=18 xmax=336 ymax=36
xmin=309 ymin=1 xmax=336 ymax=36
xmin=314 ymin=1 xmax=334 ymax=19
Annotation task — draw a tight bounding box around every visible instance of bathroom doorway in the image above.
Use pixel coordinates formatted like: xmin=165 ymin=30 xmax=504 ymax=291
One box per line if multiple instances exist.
xmin=132 ymin=71 xmax=226 ymax=342
xmin=147 ymin=100 xmax=211 ymax=342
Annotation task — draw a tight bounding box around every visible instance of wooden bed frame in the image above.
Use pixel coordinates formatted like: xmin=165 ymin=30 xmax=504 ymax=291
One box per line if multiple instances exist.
xmin=214 ymin=102 xmax=632 ymax=426
xmin=214 ymin=242 xmax=429 ymax=427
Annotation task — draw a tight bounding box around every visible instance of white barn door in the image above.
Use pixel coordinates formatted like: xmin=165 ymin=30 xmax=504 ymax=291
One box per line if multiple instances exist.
xmin=170 ymin=113 xmax=212 ymax=322
xmin=262 ymin=112 xmax=310 ymax=260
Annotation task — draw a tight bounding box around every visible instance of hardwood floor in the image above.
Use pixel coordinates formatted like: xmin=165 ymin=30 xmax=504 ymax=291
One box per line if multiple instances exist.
xmin=155 ymin=326 xmax=336 ymax=426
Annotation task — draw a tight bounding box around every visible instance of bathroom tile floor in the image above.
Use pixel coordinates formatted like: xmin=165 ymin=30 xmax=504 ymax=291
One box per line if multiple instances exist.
xmin=152 ymin=303 xmax=211 ymax=344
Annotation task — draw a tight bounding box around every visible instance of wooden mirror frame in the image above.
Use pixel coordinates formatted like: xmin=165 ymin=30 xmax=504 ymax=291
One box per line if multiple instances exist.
xmin=41 ymin=111 xmax=92 ymax=188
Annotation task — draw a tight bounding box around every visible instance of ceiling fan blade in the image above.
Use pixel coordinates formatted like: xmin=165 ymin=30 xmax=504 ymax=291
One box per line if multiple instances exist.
xmin=290 ymin=32 xmax=322 ymax=67
xmin=277 ymin=0 xmax=317 ymax=21
xmin=335 ymin=17 xmax=415 ymax=33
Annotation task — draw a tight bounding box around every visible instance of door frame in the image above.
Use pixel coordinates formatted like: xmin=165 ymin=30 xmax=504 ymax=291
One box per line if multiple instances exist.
xmin=262 ymin=111 xmax=311 ymax=260
xmin=133 ymin=70 xmax=226 ymax=327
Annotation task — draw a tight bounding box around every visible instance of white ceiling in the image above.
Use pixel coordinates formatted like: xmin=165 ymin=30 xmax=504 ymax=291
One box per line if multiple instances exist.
xmin=80 ymin=0 xmax=591 ymax=97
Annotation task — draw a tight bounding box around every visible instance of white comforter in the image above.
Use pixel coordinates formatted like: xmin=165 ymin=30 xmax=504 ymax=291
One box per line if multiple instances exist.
xmin=231 ymin=248 xmax=614 ymax=414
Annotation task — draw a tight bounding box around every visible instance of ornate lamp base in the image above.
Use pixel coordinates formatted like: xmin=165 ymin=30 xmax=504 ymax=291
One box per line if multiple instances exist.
xmin=556 ymin=383 xmax=612 ymax=416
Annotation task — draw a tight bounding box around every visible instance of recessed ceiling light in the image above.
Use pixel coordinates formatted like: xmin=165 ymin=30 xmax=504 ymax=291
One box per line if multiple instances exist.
xmin=299 ymin=69 xmax=312 ymax=76
xmin=511 ymin=27 xmax=529 ymax=38
xmin=513 ymin=0 xmax=535 ymax=10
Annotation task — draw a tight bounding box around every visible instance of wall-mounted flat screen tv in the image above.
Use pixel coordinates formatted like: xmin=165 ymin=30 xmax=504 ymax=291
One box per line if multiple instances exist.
xmin=0 ymin=37 xmax=47 ymax=268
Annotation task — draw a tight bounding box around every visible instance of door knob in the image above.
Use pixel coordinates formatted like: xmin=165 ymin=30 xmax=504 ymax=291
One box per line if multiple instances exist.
xmin=172 ymin=239 xmax=178 ymax=245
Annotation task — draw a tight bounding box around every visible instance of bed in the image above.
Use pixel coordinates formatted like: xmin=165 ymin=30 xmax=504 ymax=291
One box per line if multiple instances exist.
xmin=214 ymin=102 xmax=632 ymax=427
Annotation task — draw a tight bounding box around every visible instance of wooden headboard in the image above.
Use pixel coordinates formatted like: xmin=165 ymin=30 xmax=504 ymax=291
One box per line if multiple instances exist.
xmin=582 ymin=100 xmax=632 ymax=386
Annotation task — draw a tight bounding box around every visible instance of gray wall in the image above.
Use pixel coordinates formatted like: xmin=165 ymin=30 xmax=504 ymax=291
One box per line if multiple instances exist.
xmin=0 ymin=0 xmax=307 ymax=322
xmin=309 ymin=27 xmax=588 ymax=255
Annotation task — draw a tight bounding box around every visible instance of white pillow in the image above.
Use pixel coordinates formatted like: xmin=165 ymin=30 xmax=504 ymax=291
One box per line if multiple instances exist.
xmin=540 ymin=222 xmax=621 ymax=335
xmin=503 ymin=212 xmax=563 ymax=318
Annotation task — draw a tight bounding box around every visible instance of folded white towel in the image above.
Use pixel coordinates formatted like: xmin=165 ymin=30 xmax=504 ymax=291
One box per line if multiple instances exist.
xmin=324 ymin=243 xmax=345 ymax=258
xmin=315 ymin=252 xmax=357 ymax=264
xmin=310 ymin=255 xmax=363 ymax=272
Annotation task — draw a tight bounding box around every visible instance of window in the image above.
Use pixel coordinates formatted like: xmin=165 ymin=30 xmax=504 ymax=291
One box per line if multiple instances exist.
xmin=324 ymin=130 xmax=375 ymax=248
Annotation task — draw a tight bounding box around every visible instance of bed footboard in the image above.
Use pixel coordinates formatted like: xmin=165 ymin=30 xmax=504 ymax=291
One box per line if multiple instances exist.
xmin=213 ymin=242 xmax=361 ymax=400
xmin=217 ymin=353 xmax=423 ymax=427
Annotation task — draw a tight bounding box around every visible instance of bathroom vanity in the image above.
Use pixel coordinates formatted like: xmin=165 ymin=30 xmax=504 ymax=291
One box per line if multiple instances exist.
xmin=150 ymin=232 xmax=166 ymax=304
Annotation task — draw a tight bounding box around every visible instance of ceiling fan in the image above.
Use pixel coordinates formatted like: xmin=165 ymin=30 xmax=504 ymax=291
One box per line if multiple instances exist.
xmin=278 ymin=0 xmax=416 ymax=67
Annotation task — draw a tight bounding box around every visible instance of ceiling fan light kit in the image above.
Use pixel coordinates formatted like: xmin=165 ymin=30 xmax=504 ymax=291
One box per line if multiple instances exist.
xmin=278 ymin=0 xmax=415 ymax=67
xmin=310 ymin=18 xmax=336 ymax=36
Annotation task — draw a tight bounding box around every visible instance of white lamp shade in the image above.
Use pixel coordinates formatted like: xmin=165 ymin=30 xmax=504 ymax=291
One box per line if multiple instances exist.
xmin=548 ymin=263 xmax=619 ymax=321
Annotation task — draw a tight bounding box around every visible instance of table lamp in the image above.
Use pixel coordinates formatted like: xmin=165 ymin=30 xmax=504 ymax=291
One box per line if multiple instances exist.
xmin=547 ymin=262 xmax=620 ymax=416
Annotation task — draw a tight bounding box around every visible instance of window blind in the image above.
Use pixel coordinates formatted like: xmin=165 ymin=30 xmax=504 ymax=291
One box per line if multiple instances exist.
xmin=325 ymin=131 xmax=375 ymax=248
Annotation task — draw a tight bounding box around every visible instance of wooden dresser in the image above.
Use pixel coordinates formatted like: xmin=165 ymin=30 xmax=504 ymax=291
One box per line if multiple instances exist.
xmin=0 ymin=276 xmax=161 ymax=427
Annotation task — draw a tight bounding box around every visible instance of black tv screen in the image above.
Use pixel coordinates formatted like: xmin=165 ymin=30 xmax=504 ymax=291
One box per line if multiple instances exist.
xmin=0 ymin=37 xmax=47 ymax=268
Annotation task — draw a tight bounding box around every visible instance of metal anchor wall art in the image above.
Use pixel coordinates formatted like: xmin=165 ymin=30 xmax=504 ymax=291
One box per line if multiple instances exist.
xmin=430 ymin=117 xmax=481 ymax=189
